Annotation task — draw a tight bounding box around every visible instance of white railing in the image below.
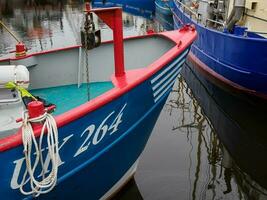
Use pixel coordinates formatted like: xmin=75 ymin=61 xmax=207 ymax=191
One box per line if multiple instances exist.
xmin=245 ymin=30 xmax=267 ymax=35
xmin=205 ymin=18 xmax=225 ymax=26
xmin=174 ymin=0 xmax=198 ymax=18
xmin=174 ymin=0 xmax=225 ymax=27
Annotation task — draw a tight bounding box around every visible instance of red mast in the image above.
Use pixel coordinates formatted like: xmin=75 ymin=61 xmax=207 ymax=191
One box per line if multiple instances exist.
xmin=85 ymin=3 xmax=125 ymax=77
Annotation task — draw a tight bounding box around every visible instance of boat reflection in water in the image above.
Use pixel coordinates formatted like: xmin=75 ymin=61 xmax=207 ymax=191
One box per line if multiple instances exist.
xmin=92 ymin=0 xmax=164 ymax=36
xmin=111 ymin=179 xmax=143 ymax=200
xmin=123 ymin=58 xmax=267 ymax=199
xmin=155 ymin=8 xmax=174 ymax=31
xmin=0 ymin=0 xmax=159 ymax=57
xmin=0 ymin=0 xmax=83 ymax=56
xmin=92 ymin=0 xmax=154 ymax=19
xmin=176 ymin=59 xmax=267 ymax=199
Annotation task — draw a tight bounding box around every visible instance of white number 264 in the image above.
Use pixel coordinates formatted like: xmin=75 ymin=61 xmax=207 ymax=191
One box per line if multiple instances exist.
xmin=74 ymin=103 xmax=127 ymax=157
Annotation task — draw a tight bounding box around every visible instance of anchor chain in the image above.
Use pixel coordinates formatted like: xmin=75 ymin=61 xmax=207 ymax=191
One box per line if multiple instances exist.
xmin=84 ymin=41 xmax=90 ymax=101
xmin=81 ymin=10 xmax=101 ymax=101
xmin=84 ymin=13 xmax=92 ymax=101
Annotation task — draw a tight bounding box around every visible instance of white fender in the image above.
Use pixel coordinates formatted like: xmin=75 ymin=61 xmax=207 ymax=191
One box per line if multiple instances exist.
xmin=0 ymin=65 xmax=29 ymax=88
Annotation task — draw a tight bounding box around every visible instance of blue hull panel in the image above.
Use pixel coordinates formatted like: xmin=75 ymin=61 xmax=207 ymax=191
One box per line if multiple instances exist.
xmin=172 ymin=2 xmax=267 ymax=96
xmin=0 ymin=49 xmax=188 ymax=199
xmin=39 ymin=95 xmax=166 ymax=200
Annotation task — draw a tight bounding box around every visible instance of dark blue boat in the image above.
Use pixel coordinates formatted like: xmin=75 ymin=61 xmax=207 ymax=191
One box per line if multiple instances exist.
xmin=173 ymin=0 xmax=267 ymax=99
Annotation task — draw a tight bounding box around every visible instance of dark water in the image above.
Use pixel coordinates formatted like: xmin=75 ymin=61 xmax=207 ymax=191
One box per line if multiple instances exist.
xmin=1 ymin=1 xmax=267 ymax=199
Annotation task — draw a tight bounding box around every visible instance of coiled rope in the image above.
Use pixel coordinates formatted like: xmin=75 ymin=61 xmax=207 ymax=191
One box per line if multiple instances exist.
xmin=19 ymin=110 xmax=59 ymax=197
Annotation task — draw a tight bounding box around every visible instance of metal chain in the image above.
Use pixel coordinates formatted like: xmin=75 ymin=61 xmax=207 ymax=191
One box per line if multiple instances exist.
xmin=85 ymin=48 xmax=90 ymax=101
xmin=84 ymin=14 xmax=90 ymax=101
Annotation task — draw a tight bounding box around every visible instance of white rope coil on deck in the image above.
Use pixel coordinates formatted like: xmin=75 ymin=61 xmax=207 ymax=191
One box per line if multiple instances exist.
xmin=19 ymin=111 xmax=59 ymax=197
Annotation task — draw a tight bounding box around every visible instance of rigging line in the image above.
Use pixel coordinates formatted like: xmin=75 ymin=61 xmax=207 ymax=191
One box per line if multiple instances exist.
xmin=199 ymin=129 xmax=212 ymax=200
xmin=244 ymin=13 xmax=267 ymax=23
xmin=0 ymin=20 xmax=21 ymax=43
xmin=187 ymin=127 xmax=193 ymax=200
xmin=192 ymin=104 xmax=204 ymax=200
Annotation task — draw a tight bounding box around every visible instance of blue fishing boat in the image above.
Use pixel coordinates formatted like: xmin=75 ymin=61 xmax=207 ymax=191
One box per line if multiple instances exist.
xmin=173 ymin=0 xmax=267 ymax=99
xmin=155 ymin=0 xmax=173 ymax=15
xmin=0 ymin=5 xmax=196 ymax=199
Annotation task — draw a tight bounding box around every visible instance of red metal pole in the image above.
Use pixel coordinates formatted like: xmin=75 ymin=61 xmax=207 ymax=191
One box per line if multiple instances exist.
xmin=89 ymin=7 xmax=125 ymax=77
xmin=113 ymin=9 xmax=125 ymax=77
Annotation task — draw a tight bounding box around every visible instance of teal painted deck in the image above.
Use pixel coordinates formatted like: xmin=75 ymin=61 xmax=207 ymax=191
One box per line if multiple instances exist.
xmin=30 ymin=82 xmax=114 ymax=115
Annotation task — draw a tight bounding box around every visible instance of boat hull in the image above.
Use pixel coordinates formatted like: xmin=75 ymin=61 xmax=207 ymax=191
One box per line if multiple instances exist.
xmin=172 ymin=1 xmax=267 ymax=98
xmin=0 ymin=46 xmax=189 ymax=199
xmin=36 ymin=93 xmax=167 ymax=200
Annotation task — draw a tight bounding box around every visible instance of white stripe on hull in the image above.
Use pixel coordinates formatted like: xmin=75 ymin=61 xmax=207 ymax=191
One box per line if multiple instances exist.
xmin=153 ymin=61 xmax=184 ymax=97
xmin=152 ymin=60 xmax=184 ymax=91
xmin=150 ymin=50 xmax=188 ymax=103
xmin=154 ymin=77 xmax=178 ymax=103
xmin=151 ymin=49 xmax=188 ymax=84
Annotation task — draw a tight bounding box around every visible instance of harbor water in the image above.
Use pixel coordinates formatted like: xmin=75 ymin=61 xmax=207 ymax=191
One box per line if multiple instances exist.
xmin=0 ymin=0 xmax=267 ymax=199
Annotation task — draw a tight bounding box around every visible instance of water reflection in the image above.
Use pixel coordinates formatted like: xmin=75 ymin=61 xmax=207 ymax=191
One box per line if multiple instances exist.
xmin=0 ymin=0 xmax=82 ymax=56
xmin=111 ymin=179 xmax=143 ymax=200
xmin=92 ymin=0 xmax=154 ymax=19
xmin=181 ymin=59 xmax=267 ymax=199
xmin=134 ymin=60 xmax=267 ymax=199
xmin=155 ymin=9 xmax=174 ymax=31
xmin=0 ymin=0 xmax=162 ymax=57
xmin=92 ymin=0 xmax=164 ymax=36
xmin=166 ymin=75 xmax=241 ymax=200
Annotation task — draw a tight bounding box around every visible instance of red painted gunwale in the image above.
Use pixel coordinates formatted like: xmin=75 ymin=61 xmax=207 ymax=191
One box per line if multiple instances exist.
xmin=0 ymin=30 xmax=197 ymax=152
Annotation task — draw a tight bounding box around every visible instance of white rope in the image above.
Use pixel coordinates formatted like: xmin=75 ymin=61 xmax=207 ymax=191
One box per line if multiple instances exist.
xmin=19 ymin=110 xmax=59 ymax=197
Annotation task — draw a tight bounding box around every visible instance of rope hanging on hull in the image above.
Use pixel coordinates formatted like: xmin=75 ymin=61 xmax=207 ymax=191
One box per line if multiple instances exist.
xmin=19 ymin=110 xmax=59 ymax=197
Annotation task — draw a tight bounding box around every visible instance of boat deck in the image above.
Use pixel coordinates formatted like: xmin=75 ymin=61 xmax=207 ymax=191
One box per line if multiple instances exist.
xmin=30 ymin=82 xmax=114 ymax=115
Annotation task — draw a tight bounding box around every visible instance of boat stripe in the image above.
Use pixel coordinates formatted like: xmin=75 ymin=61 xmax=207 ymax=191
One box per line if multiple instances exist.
xmin=152 ymin=59 xmax=185 ymax=91
xmin=151 ymin=51 xmax=187 ymax=85
xmin=151 ymin=56 xmax=182 ymax=85
xmin=153 ymin=67 xmax=182 ymax=97
xmin=154 ymin=78 xmax=177 ymax=103
xmin=151 ymin=49 xmax=189 ymax=84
